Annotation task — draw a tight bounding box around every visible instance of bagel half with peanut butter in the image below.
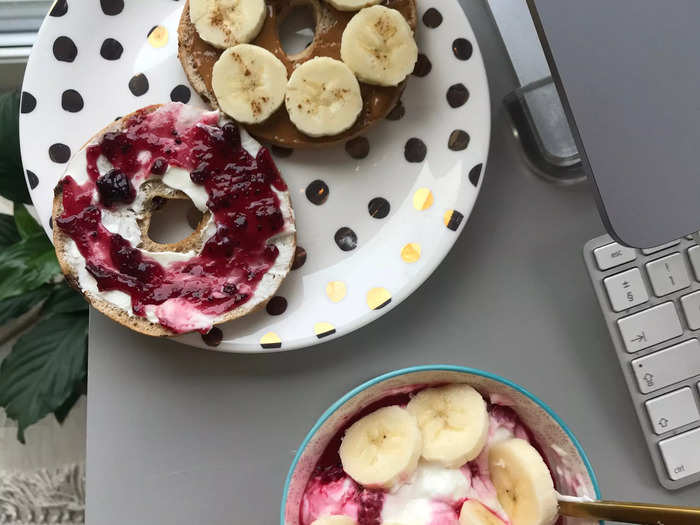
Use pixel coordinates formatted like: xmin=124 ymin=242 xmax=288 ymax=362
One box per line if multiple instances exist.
xmin=178 ymin=0 xmax=418 ymax=148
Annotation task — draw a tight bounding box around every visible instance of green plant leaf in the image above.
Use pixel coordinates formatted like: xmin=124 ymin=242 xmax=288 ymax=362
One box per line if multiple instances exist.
xmin=0 ymin=233 xmax=60 ymax=301
xmin=0 ymin=284 xmax=53 ymax=325
xmin=42 ymin=282 xmax=88 ymax=316
xmin=53 ymin=378 xmax=85 ymax=424
xmin=0 ymin=311 xmax=88 ymax=443
xmin=0 ymin=214 xmax=20 ymax=247
xmin=0 ymin=91 xmax=30 ymax=204
xmin=13 ymin=204 xmax=42 ymax=239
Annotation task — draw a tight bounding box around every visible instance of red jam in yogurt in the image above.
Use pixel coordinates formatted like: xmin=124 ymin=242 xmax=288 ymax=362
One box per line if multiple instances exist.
xmin=56 ymin=103 xmax=288 ymax=333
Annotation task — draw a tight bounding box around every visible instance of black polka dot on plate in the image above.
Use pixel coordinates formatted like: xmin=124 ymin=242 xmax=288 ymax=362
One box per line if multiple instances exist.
xmin=271 ymin=145 xmax=293 ymax=158
xmin=423 ymin=7 xmax=443 ymax=28
xmin=26 ymin=170 xmax=38 ymax=190
xmin=335 ymin=227 xmax=358 ymax=252
xmin=469 ymin=163 xmax=483 ymax=187
xmin=201 ymin=327 xmax=223 ymax=347
xmin=50 ymin=0 xmax=68 ymax=17
xmin=386 ymin=100 xmax=405 ymax=121
xmin=368 ymin=197 xmax=390 ymax=219
xmin=49 ymin=143 xmax=71 ymax=164
xmin=447 ymin=83 xmax=469 ymax=108
xmin=291 ymin=246 xmax=306 ymax=270
xmin=100 ymin=0 xmax=124 ymax=16
xmin=61 ymin=89 xmax=84 ymax=112
xmin=170 ymin=84 xmax=191 ymax=103
xmin=266 ymin=296 xmax=288 ymax=316
xmin=445 ymin=210 xmax=464 ymax=231
xmin=453 ymin=38 xmax=473 ymax=61
xmin=448 ymin=129 xmax=470 ymax=151
xmin=128 ymin=73 xmax=149 ymax=96
xmin=404 ymin=138 xmax=427 ymax=163
xmin=53 ymin=36 xmax=77 ymax=62
xmin=49 ymin=216 xmax=53 ymax=230
xmin=20 ymin=92 xmax=36 ymax=114
xmin=412 ymin=54 xmax=432 ymax=77
xmin=345 ymin=136 xmax=370 ymax=159
xmin=100 ymin=38 xmax=123 ymax=60
xmin=306 ymin=179 xmax=329 ymax=205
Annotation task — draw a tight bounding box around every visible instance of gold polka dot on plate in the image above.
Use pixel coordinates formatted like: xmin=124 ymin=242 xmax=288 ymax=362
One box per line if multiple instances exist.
xmin=367 ymin=287 xmax=392 ymax=310
xmin=148 ymin=26 xmax=168 ymax=48
xmin=314 ymin=322 xmax=336 ymax=339
xmin=401 ymin=242 xmax=421 ymax=263
xmin=326 ymin=281 xmax=347 ymax=303
xmin=413 ymin=188 xmax=434 ymax=211
xmin=259 ymin=332 xmax=281 ymax=349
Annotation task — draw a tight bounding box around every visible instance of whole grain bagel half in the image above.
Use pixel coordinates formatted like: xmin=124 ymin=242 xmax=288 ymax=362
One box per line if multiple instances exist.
xmin=52 ymin=103 xmax=296 ymax=337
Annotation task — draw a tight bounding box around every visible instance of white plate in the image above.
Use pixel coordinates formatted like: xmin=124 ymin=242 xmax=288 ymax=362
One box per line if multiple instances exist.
xmin=19 ymin=0 xmax=490 ymax=352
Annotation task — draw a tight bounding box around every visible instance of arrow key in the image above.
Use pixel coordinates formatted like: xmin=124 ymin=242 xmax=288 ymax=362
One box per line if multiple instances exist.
xmin=646 ymin=387 xmax=699 ymax=435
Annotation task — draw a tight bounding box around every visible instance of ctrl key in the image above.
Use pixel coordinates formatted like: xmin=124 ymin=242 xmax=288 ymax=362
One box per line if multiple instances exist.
xmin=660 ymin=427 xmax=700 ymax=480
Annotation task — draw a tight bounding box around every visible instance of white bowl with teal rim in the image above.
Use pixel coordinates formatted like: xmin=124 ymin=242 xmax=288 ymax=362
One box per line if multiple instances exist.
xmin=281 ymin=365 xmax=601 ymax=525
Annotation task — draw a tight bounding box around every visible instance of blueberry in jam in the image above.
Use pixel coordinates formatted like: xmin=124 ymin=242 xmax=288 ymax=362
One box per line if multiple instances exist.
xmin=96 ymin=168 xmax=135 ymax=207
xmin=222 ymin=122 xmax=241 ymax=147
xmin=190 ymin=161 xmax=210 ymax=184
xmin=101 ymin=131 xmax=131 ymax=158
xmin=150 ymin=157 xmax=168 ymax=175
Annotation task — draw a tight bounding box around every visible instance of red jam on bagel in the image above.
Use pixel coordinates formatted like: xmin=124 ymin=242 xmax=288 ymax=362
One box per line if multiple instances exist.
xmin=52 ymin=103 xmax=296 ymax=336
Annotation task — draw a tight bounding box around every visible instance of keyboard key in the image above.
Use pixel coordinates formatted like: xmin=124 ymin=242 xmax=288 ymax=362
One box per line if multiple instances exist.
xmin=646 ymin=253 xmax=690 ymax=296
xmin=681 ymin=291 xmax=700 ymax=330
xmin=617 ymin=302 xmax=682 ymax=353
xmin=594 ymin=242 xmax=636 ymax=270
xmin=604 ymin=268 xmax=649 ymax=312
xmin=632 ymin=339 xmax=700 ymax=394
xmin=659 ymin=427 xmax=700 ymax=480
xmin=688 ymin=245 xmax=700 ymax=281
xmin=645 ymin=387 xmax=699 ymax=434
xmin=642 ymin=240 xmax=680 ymax=255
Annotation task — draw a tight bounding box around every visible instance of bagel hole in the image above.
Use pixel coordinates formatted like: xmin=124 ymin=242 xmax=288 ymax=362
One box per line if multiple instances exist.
xmin=279 ymin=5 xmax=316 ymax=56
xmin=147 ymin=198 xmax=203 ymax=245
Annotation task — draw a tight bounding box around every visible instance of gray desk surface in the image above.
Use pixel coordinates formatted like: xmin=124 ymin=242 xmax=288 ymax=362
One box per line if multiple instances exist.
xmin=85 ymin=1 xmax=700 ymax=523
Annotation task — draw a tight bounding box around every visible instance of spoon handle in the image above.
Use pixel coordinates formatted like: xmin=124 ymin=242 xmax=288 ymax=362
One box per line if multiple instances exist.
xmin=559 ymin=499 xmax=700 ymax=525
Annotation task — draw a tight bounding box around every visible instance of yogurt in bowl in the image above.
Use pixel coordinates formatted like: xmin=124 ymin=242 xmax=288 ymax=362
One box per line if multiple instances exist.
xmin=281 ymin=366 xmax=599 ymax=525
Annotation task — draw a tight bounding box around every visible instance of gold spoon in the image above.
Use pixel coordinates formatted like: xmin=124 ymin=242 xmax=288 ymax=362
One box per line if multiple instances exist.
xmin=558 ymin=495 xmax=700 ymax=524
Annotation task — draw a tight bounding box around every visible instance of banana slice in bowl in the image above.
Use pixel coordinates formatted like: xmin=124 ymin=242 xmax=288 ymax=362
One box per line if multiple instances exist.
xmin=407 ymin=384 xmax=489 ymax=468
xmin=489 ymin=438 xmax=559 ymax=525
xmin=310 ymin=516 xmax=357 ymax=525
xmin=338 ymin=405 xmax=422 ymax=490
xmin=459 ymin=500 xmax=507 ymax=525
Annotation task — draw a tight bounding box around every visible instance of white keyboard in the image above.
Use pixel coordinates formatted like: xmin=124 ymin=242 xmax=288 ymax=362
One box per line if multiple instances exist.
xmin=584 ymin=234 xmax=700 ymax=490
